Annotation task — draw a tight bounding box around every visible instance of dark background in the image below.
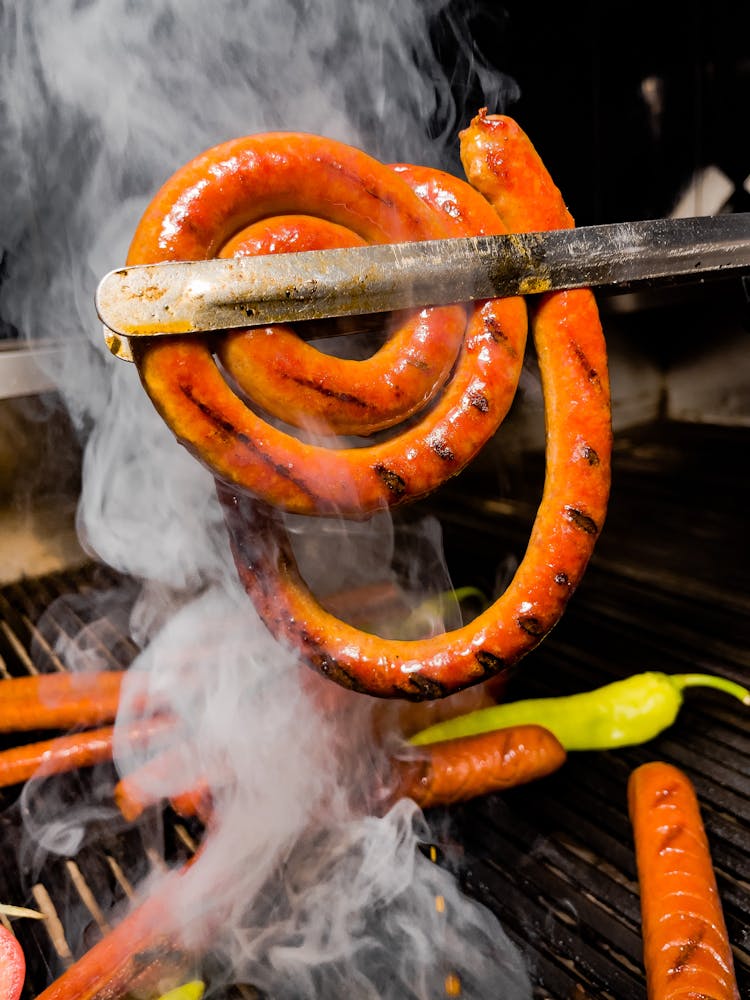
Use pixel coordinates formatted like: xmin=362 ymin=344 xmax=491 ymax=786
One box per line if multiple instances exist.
xmin=433 ymin=0 xmax=749 ymax=225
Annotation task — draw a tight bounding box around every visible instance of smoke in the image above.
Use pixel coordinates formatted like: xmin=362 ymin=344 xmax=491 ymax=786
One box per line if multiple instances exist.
xmin=0 ymin=0 xmax=531 ymax=996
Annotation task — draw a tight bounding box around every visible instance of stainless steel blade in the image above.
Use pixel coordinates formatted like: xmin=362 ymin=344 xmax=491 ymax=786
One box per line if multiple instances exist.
xmin=97 ymin=213 xmax=750 ymax=361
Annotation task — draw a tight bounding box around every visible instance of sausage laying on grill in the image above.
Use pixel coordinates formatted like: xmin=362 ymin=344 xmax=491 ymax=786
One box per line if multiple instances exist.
xmin=126 ymin=109 xmax=612 ymax=700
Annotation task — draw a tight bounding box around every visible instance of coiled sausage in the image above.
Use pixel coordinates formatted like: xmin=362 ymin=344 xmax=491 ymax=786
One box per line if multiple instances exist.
xmin=129 ymin=111 xmax=612 ymax=699
xmin=128 ymin=131 xmax=527 ymax=515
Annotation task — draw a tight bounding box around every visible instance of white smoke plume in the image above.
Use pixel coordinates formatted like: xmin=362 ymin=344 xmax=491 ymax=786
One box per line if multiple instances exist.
xmin=0 ymin=1 xmax=531 ymax=995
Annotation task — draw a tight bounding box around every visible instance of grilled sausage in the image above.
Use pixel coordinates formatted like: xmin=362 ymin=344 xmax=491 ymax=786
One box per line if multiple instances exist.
xmin=0 ymin=717 xmax=174 ymax=788
xmin=129 ymin=113 xmax=611 ymax=698
xmin=128 ymin=132 xmax=527 ymax=515
xmin=391 ymin=724 xmax=566 ymax=808
xmin=628 ymin=761 xmax=740 ymax=1000
xmin=216 ymin=113 xmax=611 ymax=698
xmin=0 ymin=672 xmax=125 ymax=731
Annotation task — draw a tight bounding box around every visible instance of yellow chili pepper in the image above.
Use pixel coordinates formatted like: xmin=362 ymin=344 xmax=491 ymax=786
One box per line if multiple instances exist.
xmin=155 ymin=982 xmax=205 ymax=1000
xmin=409 ymin=672 xmax=750 ymax=750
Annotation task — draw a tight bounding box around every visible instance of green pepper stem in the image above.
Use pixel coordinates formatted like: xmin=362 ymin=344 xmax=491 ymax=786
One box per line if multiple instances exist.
xmin=671 ymin=673 xmax=750 ymax=705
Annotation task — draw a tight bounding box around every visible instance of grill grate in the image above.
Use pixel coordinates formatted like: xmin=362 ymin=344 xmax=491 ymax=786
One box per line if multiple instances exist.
xmin=429 ymin=420 xmax=750 ymax=998
xmin=0 ymin=420 xmax=748 ymax=998
xmin=0 ymin=562 xmax=204 ymax=997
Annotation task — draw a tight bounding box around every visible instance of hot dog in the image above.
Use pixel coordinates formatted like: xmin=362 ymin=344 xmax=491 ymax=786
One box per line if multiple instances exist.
xmin=628 ymin=761 xmax=740 ymax=1000
xmin=0 ymin=716 xmax=174 ymax=788
xmin=391 ymin=724 xmax=566 ymax=808
xmin=0 ymin=672 xmax=125 ymax=731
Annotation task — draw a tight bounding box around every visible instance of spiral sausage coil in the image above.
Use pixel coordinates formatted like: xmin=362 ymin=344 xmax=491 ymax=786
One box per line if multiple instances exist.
xmin=128 ymin=110 xmax=612 ymax=700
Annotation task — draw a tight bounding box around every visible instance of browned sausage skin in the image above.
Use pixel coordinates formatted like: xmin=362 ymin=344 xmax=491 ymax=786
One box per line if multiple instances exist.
xmin=130 ymin=111 xmax=612 ymax=699
xmin=129 ymin=132 xmax=527 ymax=516
xmin=391 ymin=724 xmax=567 ymax=808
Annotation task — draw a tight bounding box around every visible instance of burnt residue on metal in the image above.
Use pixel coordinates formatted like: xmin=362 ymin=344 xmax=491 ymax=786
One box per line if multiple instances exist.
xmin=373 ymin=463 xmax=407 ymax=496
xmin=563 ymin=505 xmax=599 ymax=535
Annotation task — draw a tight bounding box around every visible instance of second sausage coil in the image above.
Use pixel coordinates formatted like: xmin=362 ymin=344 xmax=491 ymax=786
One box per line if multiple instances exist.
xmin=128 ymin=110 xmax=612 ymax=700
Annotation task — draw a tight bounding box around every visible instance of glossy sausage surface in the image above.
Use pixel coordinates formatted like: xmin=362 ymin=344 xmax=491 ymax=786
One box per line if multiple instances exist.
xmin=628 ymin=761 xmax=740 ymax=1000
xmin=392 ymin=724 xmax=566 ymax=808
xmin=130 ymin=111 xmax=611 ymax=698
xmin=129 ymin=132 xmax=527 ymax=515
xmin=217 ymin=112 xmax=611 ymax=697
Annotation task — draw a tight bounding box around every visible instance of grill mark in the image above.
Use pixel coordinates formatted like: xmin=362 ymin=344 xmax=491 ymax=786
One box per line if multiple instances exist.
xmin=570 ymin=340 xmax=601 ymax=385
xmin=179 ymin=384 xmax=317 ymax=500
xmin=298 ymin=629 xmax=365 ymax=692
xmin=669 ymin=928 xmax=704 ymax=977
xmin=284 ymin=374 xmax=368 ymax=408
xmin=518 ymin=615 xmax=545 ymax=637
xmin=468 ymin=391 xmax=490 ymax=413
xmin=563 ymin=505 xmax=598 ymax=535
xmin=475 ymin=650 xmax=505 ymax=675
xmin=432 ymin=439 xmax=455 ymax=462
xmin=658 ymin=823 xmax=684 ymax=854
xmin=315 ymin=655 xmax=363 ymax=691
xmin=404 ymin=674 xmax=447 ymax=700
xmin=313 ymin=155 xmax=426 ymax=230
xmin=484 ymin=315 xmax=518 ymax=356
xmin=373 ymin=463 xmax=406 ymax=496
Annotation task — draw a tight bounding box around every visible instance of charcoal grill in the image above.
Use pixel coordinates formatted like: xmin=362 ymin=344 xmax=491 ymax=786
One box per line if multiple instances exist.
xmin=0 ymin=418 xmax=747 ymax=999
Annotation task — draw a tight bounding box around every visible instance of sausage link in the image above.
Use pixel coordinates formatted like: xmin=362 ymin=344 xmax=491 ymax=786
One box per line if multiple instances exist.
xmin=129 ymin=132 xmax=527 ymax=513
xmin=216 ymin=213 xmax=461 ymax=436
xmin=219 ymin=166 xmax=521 ymax=439
xmin=0 ymin=672 xmax=125 ymax=731
xmin=129 ymin=113 xmax=610 ymax=697
xmin=216 ymin=111 xmax=611 ymax=698
xmin=0 ymin=716 xmax=174 ymax=788
xmin=392 ymin=724 xmax=566 ymax=808
xmin=628 ymin=761 xmax=740 ymax=1000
